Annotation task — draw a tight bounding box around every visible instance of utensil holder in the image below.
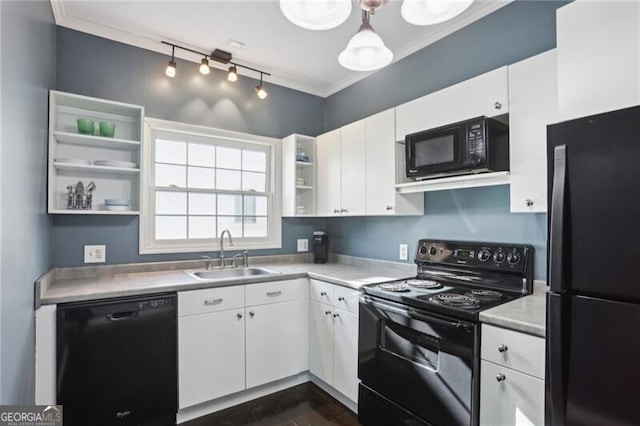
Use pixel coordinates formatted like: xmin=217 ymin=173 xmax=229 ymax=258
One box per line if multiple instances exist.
xmin=67 ymin=193 xmax=93 ymax=210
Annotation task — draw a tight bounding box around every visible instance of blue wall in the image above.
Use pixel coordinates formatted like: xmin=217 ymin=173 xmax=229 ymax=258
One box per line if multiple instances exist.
xmin=323 ymin=0 xmax=568 ymax=280
xmin=0 ymin=0 xmax=55 ymax=403
xmin=52 ymin=28 xmax=326 ymax=267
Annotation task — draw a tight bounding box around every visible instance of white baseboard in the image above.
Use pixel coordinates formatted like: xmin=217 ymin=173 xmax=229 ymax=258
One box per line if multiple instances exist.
xmin=309 ymin=374 xmax=358 ymax=415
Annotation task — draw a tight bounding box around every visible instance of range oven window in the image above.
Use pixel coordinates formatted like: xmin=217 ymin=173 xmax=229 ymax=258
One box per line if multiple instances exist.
xmin=413 ymin=135 xmax=455 ymax=167
xmin=380 ymin=319 xmax=440 ymax=371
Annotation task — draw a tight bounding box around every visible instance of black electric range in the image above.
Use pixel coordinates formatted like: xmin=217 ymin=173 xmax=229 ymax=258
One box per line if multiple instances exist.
xmin=358 ymin=240 xmax=534 ymax=426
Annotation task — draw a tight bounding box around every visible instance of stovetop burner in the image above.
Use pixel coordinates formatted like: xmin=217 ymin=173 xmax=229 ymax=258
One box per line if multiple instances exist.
xmin=429 ymin=293 xmax=480 ymax=307
xmin=378 ymin=282 xmax=410 ymax=292
xmin=465 ymin=289 xmax=503 ymax=301
xmin=406 ymin=279 xmax=443 ymax=289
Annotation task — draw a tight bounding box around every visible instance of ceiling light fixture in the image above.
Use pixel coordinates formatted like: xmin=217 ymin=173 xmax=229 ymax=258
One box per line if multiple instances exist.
xmin=199 ymin=57 xmax=210 ymax=75
xmin=161 ymin=41 xmax=271 ymax=96
xmin=255 ymin=73 xmax=268 ymax=99
xmin=279 ymin=0 xmax=352 ymax=31
xmin=228 ymin=65 xmax=238 ymax=82
xmin=401 ymin=0 xmax=473 ymax=26
xmin=165 ymin=45 xmax=177 ymax=78
xmin=338 ymin=10 xmax=393 ymax=72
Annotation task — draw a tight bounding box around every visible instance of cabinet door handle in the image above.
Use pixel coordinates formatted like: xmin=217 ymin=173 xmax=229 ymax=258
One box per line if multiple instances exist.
xmin=525 ymin=199 xmax=534 ymax=207
xmin=494 ymin=101 xmax=502 ymax=110
xmin=341 ymin=208 xmax=348 ymax=213
xmin=204 ymin=298 xmax=223 ymax=305
xmin=338 ymin=296 xmax=345 ymax=301
xmin=386 ymin=205 xmax=394 ymax=211
xmin=325 ymin=310 xmax=332 ymax=315
xmin=249 ymin=311 xmax=255 ymax=317
xmin=496 ymin=373 xmax=506 ymax=382
xmin=320 ymin=291 xmax=327 ymax=296
xmin=333 ymin=209 xmax=340 ymax=214
xmin=498 ymin=344 xmax=508 ymax=353
xmin=333 ymin=313 xmax=340 ymax=318
xmin=266 ymin=291 xmax=282 ymax=297
xmin=237 ymin=312 xmax=243 ymax=319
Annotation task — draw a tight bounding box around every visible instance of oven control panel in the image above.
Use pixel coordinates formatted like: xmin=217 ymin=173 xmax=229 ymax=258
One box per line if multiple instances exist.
xmin=415 ymin=240 xmax=532 ymax=273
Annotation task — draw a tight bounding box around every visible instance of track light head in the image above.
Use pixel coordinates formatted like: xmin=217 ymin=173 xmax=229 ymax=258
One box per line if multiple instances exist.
xmin=228 ymin=65 xmax=238 ymax=82
xmin=255 ymin=85 xmax=268 ymax=99
xmin=166 ymin=60 xmax=177 ymax=78
xmin=199 ymin=57 xmax=210 ymax=75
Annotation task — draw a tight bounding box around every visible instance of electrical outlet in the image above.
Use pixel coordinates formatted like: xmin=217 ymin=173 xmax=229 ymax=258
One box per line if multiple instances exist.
xmin=297 ymin=239 xmax=309 ymax=252
xmin=399 ymin=244 xmax=408 ymax=261
xmin=84 ymin=245 xmax=106 ymax=263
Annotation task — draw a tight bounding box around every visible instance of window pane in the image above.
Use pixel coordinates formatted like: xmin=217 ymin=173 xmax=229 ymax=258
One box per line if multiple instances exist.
xmin=218 ymin=216 xmax=243 ymax=237
xmin=156 ymin=139 xmax=186 ymax=164
xmin=242 ymin=171 xmax=266 ymax=192
xmin=188 ymin=143 xmax=215 ymax=167
xmin=189 ymin=193 xmax=216 ymax=215
xmin=218 ymin=194 xmax=243 ymax=216
xmin=156 ymin=191 xmax=186 ymax=215
xmin=244 ymin=217 xmax=267 ymax=237
xmin=217 ymin=169 xmax=241 ymax=191
xmin=242 ymin=150 xmax=266 ymax=172
xmin=189 ymin=216 xmax=216 ymax=239
xmin=156 ymin=216 xmax=186 ymax=240
xmin=217 ymin=147 xmax=241 ymax=169
xmin=245 ymin=195 xmax=268 ymax=216
xmin=155 ymin=164 xmax=186 ymax=187
xmin=188 ymin=166 xmax=215 ymax=189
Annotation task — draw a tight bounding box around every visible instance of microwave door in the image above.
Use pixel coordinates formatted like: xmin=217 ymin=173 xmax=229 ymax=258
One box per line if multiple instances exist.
xmin=406 ymin=125 xmax=464 ymax=178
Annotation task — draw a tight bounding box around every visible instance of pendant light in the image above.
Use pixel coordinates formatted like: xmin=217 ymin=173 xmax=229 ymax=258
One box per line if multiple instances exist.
xmin=166 ymin=46 xmax=177 ymax=78
xmin=279 ymin=0 xmax=352 ymax=30
xmin=401 ymin=0 xmax=473 ymax=26
xmin=338 ymin=10 xmax=393 ymax=72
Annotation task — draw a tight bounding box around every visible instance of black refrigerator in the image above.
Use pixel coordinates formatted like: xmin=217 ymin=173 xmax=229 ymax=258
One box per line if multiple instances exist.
xmin=546 ymin=105 xmax=640 ymax=426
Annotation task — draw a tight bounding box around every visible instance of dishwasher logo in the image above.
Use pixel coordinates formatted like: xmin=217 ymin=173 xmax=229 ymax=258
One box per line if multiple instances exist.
xmin=0 ymin=405 xmax=62 ymax=426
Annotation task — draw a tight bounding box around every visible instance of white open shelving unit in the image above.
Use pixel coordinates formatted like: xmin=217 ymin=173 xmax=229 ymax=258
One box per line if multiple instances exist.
xmin=282 ymin=134 xmax=316 ymax=216
xmin=48 ymin=91 xmax=144 ymax=214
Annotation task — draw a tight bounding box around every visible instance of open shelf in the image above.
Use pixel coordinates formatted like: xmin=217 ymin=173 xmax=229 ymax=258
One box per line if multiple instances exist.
xmin=395 ymin=171 xmax=511 ymax=194
xmin=296 ymin=161 xmax=314 ymax=167
xmin=49 ymin=209 xmax=140 ymax=215
xmin=53 ymin=131 xmax=141 ymax=150
xmin=296 ymin=185 xmax=313 ymax=190
xmin=53 ymin=162 xmax=140 ymax=175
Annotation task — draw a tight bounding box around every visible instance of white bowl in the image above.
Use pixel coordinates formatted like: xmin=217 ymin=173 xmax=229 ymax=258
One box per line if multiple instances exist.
xmin=105 ymin=198 xmax=129 ymax=206
xmin=105 ymin=205 xmax=129 ymax=211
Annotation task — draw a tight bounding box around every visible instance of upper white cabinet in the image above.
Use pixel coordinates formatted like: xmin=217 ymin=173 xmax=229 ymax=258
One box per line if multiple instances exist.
xmin=340 ymin=120 xmax=366 ymax=216
xmin=316 ymin=128 xmax=342 ymax=216
xmin=282 ymin=134 xmax=316 ymax=216
xmin=395 ymin=67 xmax=509 ymax=141
xmin=365 ymin=109 xmax=424 ymax=216
xmin=48 ymin=91 xmax=144 ymax=214
xmin=557 ymin=0 xmax=640 ymax=121
xmin=508 ymin=49 xmax=558 ymax=213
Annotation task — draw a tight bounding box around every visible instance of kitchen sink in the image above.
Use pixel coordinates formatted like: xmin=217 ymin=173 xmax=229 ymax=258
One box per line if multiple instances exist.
xmin=186 ymin=267 xmax=281 ymax=281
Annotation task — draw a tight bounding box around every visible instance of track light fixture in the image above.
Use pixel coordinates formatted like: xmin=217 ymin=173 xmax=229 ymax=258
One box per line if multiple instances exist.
xmin=228 ymin=65 xmax=238 ymax=82
xmin=162 ymin=41 xmax=271 ymax=97
xmin=165 ymin=46 xmax=176 ymax=78
xmin=255 ymin=73 xmax=268 ymax=99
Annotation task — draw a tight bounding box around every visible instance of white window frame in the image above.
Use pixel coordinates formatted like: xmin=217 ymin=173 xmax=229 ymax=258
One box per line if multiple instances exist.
xmin=140 ymin=118 xmax=282 ymax=254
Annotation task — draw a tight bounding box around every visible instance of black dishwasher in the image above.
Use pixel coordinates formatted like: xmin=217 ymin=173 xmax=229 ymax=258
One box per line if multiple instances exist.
xmin=57 ymin=293 xmax=177 ymax=426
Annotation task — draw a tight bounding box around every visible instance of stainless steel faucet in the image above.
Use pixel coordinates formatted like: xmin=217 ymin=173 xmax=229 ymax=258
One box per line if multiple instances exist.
xmin=219 ymin=229 xmax=234 ymax=268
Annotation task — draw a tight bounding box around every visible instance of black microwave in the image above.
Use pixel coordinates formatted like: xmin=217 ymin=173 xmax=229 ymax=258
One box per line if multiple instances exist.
xmin=405 ymin=116 xmax=509 ymax=180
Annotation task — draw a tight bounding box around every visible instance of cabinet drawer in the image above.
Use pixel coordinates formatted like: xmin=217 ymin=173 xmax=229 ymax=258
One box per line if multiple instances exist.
xmin=334 ymin=286 xmax=361 ymax=314
xmin=480 ymin=360 xmax=545 ymax=426
xmin=310 ymin=279 xmax=334 ymax=304
xmin=246 ymin=279 xmax=306 ymax=306
xmin=179 ymin=286 xmax=245 ymax=317
xmin=481 ymin=324 xmax=545 ymax=379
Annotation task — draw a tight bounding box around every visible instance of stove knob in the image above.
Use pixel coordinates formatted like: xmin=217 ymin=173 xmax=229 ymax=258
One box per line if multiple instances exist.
xmin=419 ymin=246 xmax=427 ymax=255
xmin=508 ymin=253 xmax=520 ymax=264
xmin=478 ymin=249 xmax=491 ymax=262
xmin=429 ymin=246 xmax=437 ymax=256
xmin=494 ymin=252 xmax=505 ymax=263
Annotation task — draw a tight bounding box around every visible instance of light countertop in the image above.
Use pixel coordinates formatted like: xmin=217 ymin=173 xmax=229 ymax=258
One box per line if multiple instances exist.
xmin=479 ymin=284 xmax=546 ymax=337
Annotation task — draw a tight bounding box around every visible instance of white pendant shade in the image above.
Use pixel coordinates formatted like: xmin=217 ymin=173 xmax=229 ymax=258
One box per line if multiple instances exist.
xmin=280 ymin=0 xmax=352 ymax=31
xmin=338 ymin=25 xmax=393 ymax=71
xmin=401 ymin=0 xmax=474 ymax=26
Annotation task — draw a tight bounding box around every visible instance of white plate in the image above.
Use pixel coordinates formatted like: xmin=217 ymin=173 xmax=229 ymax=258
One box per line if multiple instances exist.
xmin=54 ymin=158 xmax=92 ymax=165
xmin=93 ymin=160 xmax=137 ymax=168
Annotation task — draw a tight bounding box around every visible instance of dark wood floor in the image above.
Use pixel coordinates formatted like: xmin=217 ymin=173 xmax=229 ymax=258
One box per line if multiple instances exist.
xmin=183 ymin=383 xmax=361 ymax=426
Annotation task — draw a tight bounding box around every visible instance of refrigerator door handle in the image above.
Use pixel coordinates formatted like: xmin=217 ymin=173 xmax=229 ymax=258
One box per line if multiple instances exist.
xmin=549 ymin=145 xmax=567 ymax=292
xmin=547 ymin=294 xmax=568 ymax=426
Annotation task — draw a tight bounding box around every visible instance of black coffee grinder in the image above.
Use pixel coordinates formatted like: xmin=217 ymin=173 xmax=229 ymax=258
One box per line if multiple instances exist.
xmin=313 ymin=231 xmax=328 ymax=264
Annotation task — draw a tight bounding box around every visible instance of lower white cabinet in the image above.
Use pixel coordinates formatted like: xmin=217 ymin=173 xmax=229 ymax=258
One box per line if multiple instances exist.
xmin=309 ymin=280 xmax=360 ymax=402
xmin=480 ymin=324 xmax=545 ymax=426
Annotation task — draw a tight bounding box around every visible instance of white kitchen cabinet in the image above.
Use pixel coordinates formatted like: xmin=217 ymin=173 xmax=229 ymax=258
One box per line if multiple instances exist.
xmin=395 ymin=67 xmax=509 ymax=141
xmin=178 ymin=286 xmax=246 ymax=409
xmin=364 ymin=109 xmax=423 ymax=216
xmin=308 ymin=279 xmax=360 ymax=403
xmin=282 ymin=134 xmax=316 ymax=216
xmin=48 ymin=90 xmax=144 ymax=214
xmin=556 ymin=1 xmax=640 ymax=122
xmin=340 ymin=120 xmax=366 ymax=216
xmin=316 ymin=128 xmax=342 ymax=216
xmin=480 ymin=325 xmax=545 ymax=426
xmin=508 ymin=49 xmax=558 ymax=213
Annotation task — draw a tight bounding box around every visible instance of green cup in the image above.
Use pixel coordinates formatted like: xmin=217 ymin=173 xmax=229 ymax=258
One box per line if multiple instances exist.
xmin=99 ymin=121 xmax=116 ymax=138
xmin=77 ymin=118 xmax=95 ymax=135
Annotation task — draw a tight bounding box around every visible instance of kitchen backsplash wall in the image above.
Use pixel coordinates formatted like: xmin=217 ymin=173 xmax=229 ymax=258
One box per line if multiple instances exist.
xmin=53 ymin=27 xmax=326 ymax=267
xmin=327 ymin=186 xmax=547 ymax=280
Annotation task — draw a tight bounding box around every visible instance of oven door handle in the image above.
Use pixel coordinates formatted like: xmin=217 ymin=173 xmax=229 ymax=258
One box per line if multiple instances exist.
xmin=364 ymin=296 xmax=474 ymax=332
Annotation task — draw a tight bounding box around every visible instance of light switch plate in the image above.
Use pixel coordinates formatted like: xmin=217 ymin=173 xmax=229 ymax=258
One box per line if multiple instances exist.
xmin=297 ymin=239 xmax=309 ymax=252
xmin=399 ymin=244 xmax=408 ymax=261
xmin=84 ymin=245 xmax=106 ymax=263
